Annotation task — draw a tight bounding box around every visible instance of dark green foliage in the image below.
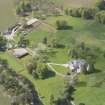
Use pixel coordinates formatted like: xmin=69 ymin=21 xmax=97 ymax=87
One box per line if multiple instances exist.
xmin=16 ymin=1 xmax=32 ymax=16
xmin=16 ymin=0 xmax=61 ymax=16
xmin=79 ymin=103 xmax=85 ymax=105
xmin=26 ymin=56 xmax=52 ymax=79
xmin=54 ymin=81 xmax=75 ymax=105
xmin=48 ymin=36 xmax=59 ymax=48
xmin=95 ymin=11 xmax=105 ymax=24
xmin=50 ymin=95 xmax=55 ymax=105
xmin=69 ymin=8 xmax=81 ymax=17
xmin=0 ymin=58 xmax=42 ymax=105
xmin=36 ymin=62 xmax=48 ymax=79
xmin=81 ymin=8 xmax=97 ymax=19
xmin=67 ymin=7 xmax=97 ymax=19
xmin=56 ymin=20 xmax=72 ymax=30
xmin=26 ymin=60 xmax=37 ymax=74
xmin=96 ymin=0 xmax=105 ymax=10
xmin=0 ymin=35 xmax=7 ymax=51
xmin=63 ymin=82 xmax=75 ymax=101
xmin=42 ymin=37 xmax=47 ymax=44
xmin=18 ymin=36 xmax=29 ymax=48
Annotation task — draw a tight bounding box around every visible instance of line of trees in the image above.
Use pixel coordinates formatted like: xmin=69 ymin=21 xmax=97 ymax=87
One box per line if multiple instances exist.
xmin=65 ymin=7 xmax=98 ymax=19
xmin=65 ymin=0 xmax=105 ymax=24
xmin=16 ymin=0 xmax=61 ymax=17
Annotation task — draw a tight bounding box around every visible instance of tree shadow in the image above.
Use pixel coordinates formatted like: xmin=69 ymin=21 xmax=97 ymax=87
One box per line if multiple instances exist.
xmin=87 ymin=69 xmax=102 ymax=75
xmin=57 ymin=26 xmax=73 ymax=30
xmin=44 ymin=69 xmax=56 ymax=79
xmin=94 ymin=69 xmax=102 ymax=73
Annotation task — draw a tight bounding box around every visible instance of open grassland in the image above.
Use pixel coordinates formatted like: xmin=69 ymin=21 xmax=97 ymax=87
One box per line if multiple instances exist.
xmin=44 ymin=16 xmax=105 ymax=50
xmin=27 ymin=28 xmax=50 ymax=47
xmin=0 ymin=0 xmax=18 ymax=31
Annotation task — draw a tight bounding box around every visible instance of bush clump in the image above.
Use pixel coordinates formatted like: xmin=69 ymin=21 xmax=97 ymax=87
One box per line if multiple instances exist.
xmin=95 ymin=11 xmax=105 ymax=24
xmin=65 ymin=7 xmax=98 ymax=19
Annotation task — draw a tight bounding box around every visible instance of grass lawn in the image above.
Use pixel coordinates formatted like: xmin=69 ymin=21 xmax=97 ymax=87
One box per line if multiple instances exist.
xmin=49 ymin=48 xmax=69 ymax=63
xmin=52 ymin=65 xmax=70 ymax=74
xmin=0 ymin=52 xmax=23 ymax=71
xmin=74 ymin=86 xmax=105 ymax=105
xmin=27 ymin=28 xmax=51 ymax=47
xmin=74 ymin=71 xmax=105 ymax=105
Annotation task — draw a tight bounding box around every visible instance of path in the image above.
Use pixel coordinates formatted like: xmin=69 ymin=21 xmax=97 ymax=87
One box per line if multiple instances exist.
xmin=47 ymin=63 xmax=77 ymax=79
xmin=47 ymin=63 xmax=66 ymax=77
xmin=47 ymin=63 xmax=76 ymax=105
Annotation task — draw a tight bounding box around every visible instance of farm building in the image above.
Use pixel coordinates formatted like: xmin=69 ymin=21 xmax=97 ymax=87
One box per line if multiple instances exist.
xmin=65 ymin=59 xmax=90 ymax=73
xmin=26 ymin=18 xmax=39 ymax=26
xmin=13 ymin=48 xmax=29 ymax=58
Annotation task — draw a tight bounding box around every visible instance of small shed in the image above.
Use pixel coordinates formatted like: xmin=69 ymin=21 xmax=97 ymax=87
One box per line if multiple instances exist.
xmin=13 ymin=48 xmax=29 ymax=58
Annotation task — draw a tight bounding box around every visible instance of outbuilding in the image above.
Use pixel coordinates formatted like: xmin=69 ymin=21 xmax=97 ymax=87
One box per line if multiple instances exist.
xmin=26 ymin=18 xmax=39 ymax=26
xmin=13 ymin=48 xmax=29 ymax=58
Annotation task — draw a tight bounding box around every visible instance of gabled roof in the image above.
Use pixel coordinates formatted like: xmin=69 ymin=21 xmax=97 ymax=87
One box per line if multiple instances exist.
xmin=26 ymin=18 xmax=38 ymax=26
xmin=13 ymin=48 xmax=29 ymax=58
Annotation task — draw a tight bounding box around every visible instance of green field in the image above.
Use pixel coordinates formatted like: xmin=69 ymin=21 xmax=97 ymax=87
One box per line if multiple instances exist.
xmin=0 ymin=0 xmax=18 ymax=31
xmin=44 ymin=16 xmax=105 ymax=50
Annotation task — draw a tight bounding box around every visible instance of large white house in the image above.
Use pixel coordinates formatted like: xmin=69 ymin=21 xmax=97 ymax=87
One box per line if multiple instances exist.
xmin=64 ymin=59 xmax=90 ymax=73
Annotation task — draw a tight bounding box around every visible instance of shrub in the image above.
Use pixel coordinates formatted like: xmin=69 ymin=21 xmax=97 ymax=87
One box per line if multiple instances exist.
xmin=16 ymin=1 xmax=32 ymax=15
xmin=69 ymin=8 xmax=81 ymax=17
xmin=56 ymin=20 xmax=72 ymax=30
xmin=68 ymin=7 xmax=98 ymax=19
xmin=95 ymin=11 xmax=105 ymax=24
xmin=81 ymin=8 xmax=97 ymax=19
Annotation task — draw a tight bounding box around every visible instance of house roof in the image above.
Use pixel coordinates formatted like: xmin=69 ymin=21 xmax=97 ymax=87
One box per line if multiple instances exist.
xmin=26 ymin=18 xmax=38 ymax=26
xmin=68 ymin=59 xmax=88 ymax=71
xmin=13 ymin=48 xmax=29 ymax=58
